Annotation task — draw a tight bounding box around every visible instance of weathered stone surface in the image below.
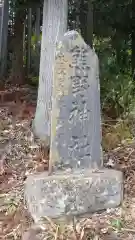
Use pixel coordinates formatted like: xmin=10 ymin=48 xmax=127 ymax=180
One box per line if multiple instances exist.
xmin=25 ymin=169 xmax=123 ymax=221
xmin=25 ymin=31 xmax=123 ymax=222
xmin=50 ymin=30 xmax=102 ymax=171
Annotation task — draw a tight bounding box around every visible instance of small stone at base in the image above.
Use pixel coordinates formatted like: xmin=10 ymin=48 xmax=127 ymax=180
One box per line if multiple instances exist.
xmin=25 ymin=169 xmax=123 ymax=222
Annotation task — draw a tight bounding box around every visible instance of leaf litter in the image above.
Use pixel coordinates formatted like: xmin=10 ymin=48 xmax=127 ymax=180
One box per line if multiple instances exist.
xmin=1 ymin=85 xmax=135 ymax=239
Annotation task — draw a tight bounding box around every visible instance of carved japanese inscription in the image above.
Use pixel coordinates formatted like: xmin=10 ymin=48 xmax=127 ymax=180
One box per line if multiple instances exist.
xmin=50 ymin=31 xmax=102 ymax=172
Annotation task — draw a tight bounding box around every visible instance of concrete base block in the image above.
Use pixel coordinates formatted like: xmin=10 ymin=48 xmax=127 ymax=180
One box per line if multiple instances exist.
xmin=24 ymin=169 xmax=123 ymax=222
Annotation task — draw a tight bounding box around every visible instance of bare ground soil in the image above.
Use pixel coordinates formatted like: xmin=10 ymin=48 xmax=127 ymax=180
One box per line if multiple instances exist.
xmin=1 ymin=84 xmax=135 ymax=239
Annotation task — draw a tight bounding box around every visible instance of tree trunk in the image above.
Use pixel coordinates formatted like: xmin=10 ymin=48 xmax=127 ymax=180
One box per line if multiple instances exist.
xmin=34 ymin=7 xmax=41 ymax=75
xmin=132 ymin=0 xmax=135 ymax=78
xmin=10 ymin=9 xmax=26 ymax=84
xmin=33 ymin=0 xmax=68 ymax=145
xmin=23 ymin=19 xmax=26 ymax=72
xmin=79 ymin=0 xmax=87 ymax=40
xmin=27 ymin=8 xmax=32 ymax=76
xmin=0 ymin=0 xmax=9 ymax=79
xmin=132 ymin=32 xmax=135 ymax=78
xmin=35 ymin=7 xmax=40 ymax=38
xmin=79 ymin=0 xmax=93 ymax=48
xmin=86 ymin=0 xmax=93 ymax=48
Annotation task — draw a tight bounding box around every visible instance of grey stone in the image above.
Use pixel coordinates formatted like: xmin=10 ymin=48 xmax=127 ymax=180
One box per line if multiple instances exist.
xmin=25 ymin=169 xmax=123 ymax=222
xmin=25 ymin=31 xmax=123 ymax=222
xmin=50 ymin=30 xmax=102 ymax=171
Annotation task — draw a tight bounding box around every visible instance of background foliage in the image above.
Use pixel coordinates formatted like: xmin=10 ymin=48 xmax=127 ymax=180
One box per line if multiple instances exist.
xmin=5 ymin=0 xmax=135 ymax=118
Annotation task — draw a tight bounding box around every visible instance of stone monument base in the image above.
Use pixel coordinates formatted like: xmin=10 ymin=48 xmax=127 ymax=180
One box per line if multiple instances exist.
xmin=25 ymin=169 xmax=123 ymax=222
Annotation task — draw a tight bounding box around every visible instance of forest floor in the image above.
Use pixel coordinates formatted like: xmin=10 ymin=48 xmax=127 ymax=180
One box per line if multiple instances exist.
xmin=1 ymin=84 xmax=135 ymax=239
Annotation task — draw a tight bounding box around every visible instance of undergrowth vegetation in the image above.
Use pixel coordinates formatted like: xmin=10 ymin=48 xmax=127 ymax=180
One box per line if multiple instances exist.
xmin=94 ymin=37 xmax=134 ymax=119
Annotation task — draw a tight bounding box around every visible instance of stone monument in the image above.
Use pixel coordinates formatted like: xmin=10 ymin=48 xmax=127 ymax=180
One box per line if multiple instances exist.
xmin=25 ymin=31 xmax=123 ymax=222
xmin=50 ymin=30 xmax=102 ymax=171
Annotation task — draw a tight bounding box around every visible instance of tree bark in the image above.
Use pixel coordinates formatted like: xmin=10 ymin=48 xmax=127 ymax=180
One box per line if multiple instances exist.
xmin=0 ymin=0 xmax=9 ymax=79
xmin=35 ymin=7 xmax=40 ymax=38
xmin=79 ymin=0 xmax=93 ymax=48
xmin=27 ymin=8 xmax=32 ymax=76
xmin=10 ymin=8 xmax=26 ymax=84
xmin=79 ymin=0 xmax=87 ymax=40
xmin=86 ymin=0 xmax=93 ymax=48
xmin=132 ymin=0 xmax=135 ymax=78
xmin=34 ymin=7 xmax=41 ymax=75
xmin=33 ymin=0 xmax=68 ymax=145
